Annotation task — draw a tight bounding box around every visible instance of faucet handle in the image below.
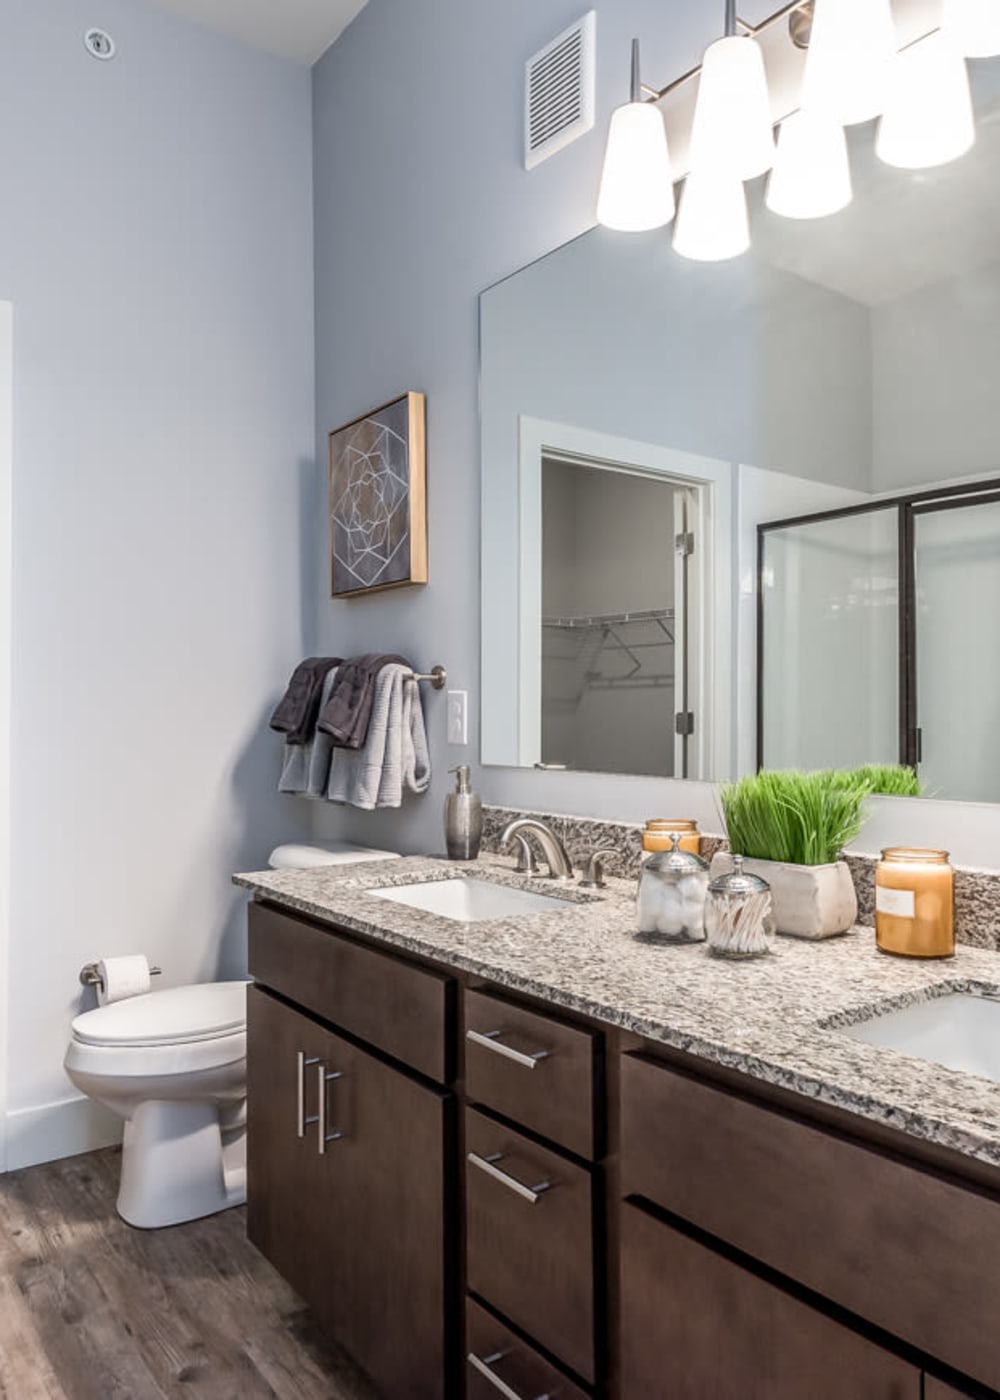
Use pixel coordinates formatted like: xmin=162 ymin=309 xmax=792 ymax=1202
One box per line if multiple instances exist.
xmin=507 ymin=833 xmax=539 ymax=877
xmin=578 ymin=846 xmax=618 ymax=889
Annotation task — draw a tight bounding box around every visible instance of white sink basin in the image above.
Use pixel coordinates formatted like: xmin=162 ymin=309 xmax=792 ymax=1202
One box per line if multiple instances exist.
xmin=840 ymin=993 xmax=1000 ymax=1085
xmin=367 ymin=877 xmax=574 ymax=923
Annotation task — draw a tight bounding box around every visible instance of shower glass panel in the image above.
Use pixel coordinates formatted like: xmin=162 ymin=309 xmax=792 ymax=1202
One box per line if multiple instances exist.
xmin=914 ymin=498 xmax=1000 ymax=803
xmin=540 ymin=458 xmax=686 ymax=777
xmin=760 ymin=507 xmax=899 ymax=771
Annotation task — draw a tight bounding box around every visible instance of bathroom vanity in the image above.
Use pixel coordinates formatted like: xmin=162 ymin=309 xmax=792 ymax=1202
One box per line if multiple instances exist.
xmin=236 ymin=856 xmax=1000 ymax=1399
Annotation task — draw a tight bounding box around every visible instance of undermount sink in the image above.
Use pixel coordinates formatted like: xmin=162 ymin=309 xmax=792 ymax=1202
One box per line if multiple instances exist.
xmin=367 ymin=876 xmax=575 ymax=923
xmin=840 ymin=992 xmax=1000 ymax=1085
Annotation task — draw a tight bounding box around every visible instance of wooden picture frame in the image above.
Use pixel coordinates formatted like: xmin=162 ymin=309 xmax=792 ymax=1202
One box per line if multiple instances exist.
xmin=328 ymin=391 xmax=428 ymax=598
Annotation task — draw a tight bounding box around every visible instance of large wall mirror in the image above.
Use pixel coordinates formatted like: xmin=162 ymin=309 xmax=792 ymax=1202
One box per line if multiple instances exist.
xmin=480 ymin=61 xmax=1000 ymax=802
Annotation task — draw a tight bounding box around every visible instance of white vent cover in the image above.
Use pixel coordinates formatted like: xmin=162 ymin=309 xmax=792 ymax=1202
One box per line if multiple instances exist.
xmin=524 ymin=11 xmax=596 ymax=171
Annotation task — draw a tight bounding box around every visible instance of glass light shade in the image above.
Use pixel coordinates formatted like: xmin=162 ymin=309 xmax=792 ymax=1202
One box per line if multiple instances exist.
xmin=688 ymin=35 xmax=775 ymax=181
xmin=942 ymin=0 xmax=1000 ymax=58
xmin=673 ymin=169 xmax=750 ymax=262
xmin=596 ymin=102 xmax=675 ymax=232
xmin=766 ymin=110 xmax=852 ymax=220
xmin=876 ymin=32 xmax=975 ymax=170
xmin=802 ymin=0 xmax=897 ymax=126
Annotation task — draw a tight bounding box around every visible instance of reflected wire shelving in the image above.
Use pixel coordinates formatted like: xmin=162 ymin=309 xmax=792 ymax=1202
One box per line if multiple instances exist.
xmin=541 ymin=607 xmax=675 ymax=693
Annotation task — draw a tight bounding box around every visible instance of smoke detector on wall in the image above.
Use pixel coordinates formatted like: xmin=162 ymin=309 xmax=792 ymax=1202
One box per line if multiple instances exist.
xmin=524 ymin=11 xmax=596 ymax=170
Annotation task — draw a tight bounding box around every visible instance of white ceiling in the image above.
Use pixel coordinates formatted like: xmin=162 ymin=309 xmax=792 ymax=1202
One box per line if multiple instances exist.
xmin=146 ymin=0 xmax=368 ymax=64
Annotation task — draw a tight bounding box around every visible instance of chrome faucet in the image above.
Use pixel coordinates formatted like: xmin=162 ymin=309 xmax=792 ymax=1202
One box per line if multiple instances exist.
xmin=500 ymin=818 xmax=575 ymax=882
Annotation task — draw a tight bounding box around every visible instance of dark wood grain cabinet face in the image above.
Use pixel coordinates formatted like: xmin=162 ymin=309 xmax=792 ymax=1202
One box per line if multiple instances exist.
xmin=465 ymin=1107 xmax=596 ymax=1384
xmin=247 ymin=987 xmax=452 ymax=1400
xmin=248 ymin=900 xmax=452 ymax=1080
xmin=620 ymin=1051 xmax=1000 ymax=1393
xmin=465 ymin=1299 xmax=589 ymax=1400
xmin=620 ymin=1202 xmax=921 ymax=1400
xmin=464 ymin=988 xmax=600 ymax=1159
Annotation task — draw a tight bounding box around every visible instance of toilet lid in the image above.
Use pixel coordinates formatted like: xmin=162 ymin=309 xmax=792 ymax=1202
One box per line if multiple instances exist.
xmin=71 ymin=981 xmax=247 ymax=1048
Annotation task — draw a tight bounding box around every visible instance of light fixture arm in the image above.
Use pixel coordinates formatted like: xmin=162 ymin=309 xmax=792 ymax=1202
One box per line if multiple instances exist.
xmin=630 ymin=36 xmax=641 ymax=102
xmin=725 ymin=0 xmax=738 ymax=39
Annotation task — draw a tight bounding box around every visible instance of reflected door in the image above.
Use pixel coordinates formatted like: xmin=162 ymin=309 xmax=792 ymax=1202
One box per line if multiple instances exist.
xmin=759 ymin=508 xmax=900 ymax=771
xmin=913 ymin=496 xmax=1000 ymax=802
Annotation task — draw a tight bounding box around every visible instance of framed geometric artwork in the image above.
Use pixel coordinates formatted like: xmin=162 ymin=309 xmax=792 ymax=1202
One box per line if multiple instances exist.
xmin=328 ymin=391 xmax=428 ymax=598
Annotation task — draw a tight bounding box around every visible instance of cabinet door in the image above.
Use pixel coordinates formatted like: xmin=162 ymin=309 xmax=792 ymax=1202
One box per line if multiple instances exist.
xmin=620 ymin=1202 xmax=920 ymax=1400
xmin=247 ymin=987 xmax=454 ymax=1399
xmin=924 ymin=1382 xmax=981 ymax=1399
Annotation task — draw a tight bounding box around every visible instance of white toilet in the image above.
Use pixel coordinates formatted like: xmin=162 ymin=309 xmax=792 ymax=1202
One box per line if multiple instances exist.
xmin=63 ymin=840 xmax=399 ymax=1229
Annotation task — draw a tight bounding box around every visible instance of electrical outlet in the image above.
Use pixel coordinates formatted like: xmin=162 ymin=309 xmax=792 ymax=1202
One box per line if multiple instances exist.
xmin=447 ymin=690 xmax=468 ymax=745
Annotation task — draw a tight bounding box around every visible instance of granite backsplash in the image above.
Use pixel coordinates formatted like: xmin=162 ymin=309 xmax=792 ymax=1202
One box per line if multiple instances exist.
xmin=482 ymin=806 xmax=1000 ymax=951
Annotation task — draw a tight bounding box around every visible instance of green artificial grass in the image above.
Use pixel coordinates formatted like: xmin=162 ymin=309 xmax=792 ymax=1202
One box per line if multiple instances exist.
xmin=718 ymin=762 xmax=919 ymax=867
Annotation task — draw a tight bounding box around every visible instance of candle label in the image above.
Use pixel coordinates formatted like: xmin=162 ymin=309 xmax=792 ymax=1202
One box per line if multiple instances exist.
xmin=876 ymin=886 xmax=915 ymax=918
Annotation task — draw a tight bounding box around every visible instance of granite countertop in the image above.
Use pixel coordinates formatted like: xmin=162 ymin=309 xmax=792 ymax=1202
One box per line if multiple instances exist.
xmin=234 ymin=854 xmax=1000 ymax=1169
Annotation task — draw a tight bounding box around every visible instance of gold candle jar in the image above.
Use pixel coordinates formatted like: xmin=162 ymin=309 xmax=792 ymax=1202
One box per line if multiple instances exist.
xmin=875 ymin=847 xmax=954 ymax=958
xmin=643 ymin=819 xmax=701 ymax=856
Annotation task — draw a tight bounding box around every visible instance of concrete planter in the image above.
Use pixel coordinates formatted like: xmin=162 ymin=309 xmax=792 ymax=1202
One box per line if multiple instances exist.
xmin=709 ymin=853 xmax=858 ymax=940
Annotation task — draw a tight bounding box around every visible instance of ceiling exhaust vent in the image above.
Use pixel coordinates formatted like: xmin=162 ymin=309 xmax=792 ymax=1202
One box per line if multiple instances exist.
xmin=524 ymin=11 xmax=596 ymax=170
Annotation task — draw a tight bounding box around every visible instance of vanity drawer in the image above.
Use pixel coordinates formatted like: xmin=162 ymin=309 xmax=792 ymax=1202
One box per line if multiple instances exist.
xmin=465 ymin=1107 xmax=595 ymax=1384
xmin=464 ymin=988 xmax=600 ymax=1159
xmin=620 ymin=1201 xmax=920 ymax=1399
xmin=465 ymin=1298 xmax=589 ymax=1400
xmin=621 ymin=1052 xmax=1000 ymax=1392
xmin=248 ymin=901 xmax=452 ymax=1083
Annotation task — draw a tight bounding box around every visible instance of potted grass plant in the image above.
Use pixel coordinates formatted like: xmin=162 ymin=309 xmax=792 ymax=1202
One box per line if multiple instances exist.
xmin=711 ymin=766 xmax=920 ymax=939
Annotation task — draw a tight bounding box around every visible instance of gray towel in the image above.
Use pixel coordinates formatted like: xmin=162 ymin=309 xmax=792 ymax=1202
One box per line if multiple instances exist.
xmin=326 ymin=664 xmax=431 ymax=810
xmin=278 ymin=667 xmax=340 ymax=796
xmin=317 ymin=652 xmax=410 ymax=748
xmin=269 ymin=656 xmax=342 ymax=744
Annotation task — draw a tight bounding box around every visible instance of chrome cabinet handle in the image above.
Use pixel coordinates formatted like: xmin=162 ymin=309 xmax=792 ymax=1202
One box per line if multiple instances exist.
xmin=466 ymin=1028 xmax=550 ymax=1070
xmin=467 ymin=1351 xmax=552 ymax=1400
xmin=317 ymin=1063 xmax=344 ymax=1155
xmin=468 ymin=1151 xmax=552 ymax=1205
xmin=296 ymin=1051 xmax=320 ymax=1137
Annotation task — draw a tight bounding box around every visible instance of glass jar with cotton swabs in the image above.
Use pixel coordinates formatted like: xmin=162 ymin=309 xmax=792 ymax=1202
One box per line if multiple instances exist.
xmin=704 ymin=857 xmax=776 ymax=959
xmin=636 ymin=834 xmax=709 ymax=944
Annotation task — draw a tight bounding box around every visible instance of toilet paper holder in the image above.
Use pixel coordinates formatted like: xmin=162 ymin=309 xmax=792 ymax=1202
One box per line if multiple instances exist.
xmin=79 ymin=961 xmax=163 ymax=991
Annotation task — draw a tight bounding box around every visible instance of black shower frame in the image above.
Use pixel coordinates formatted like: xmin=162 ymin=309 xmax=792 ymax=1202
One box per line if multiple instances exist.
xmin=756 ymin=476 xmax=1000 ymax=773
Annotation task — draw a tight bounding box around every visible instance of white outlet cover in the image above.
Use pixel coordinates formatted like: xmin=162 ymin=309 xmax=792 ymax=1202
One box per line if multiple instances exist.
xmin=447 ymin=690 xmax=468 ymax=746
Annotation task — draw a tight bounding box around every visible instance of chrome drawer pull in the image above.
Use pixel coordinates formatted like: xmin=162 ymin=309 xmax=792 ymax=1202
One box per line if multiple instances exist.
xmin=466 ymin=1028 xmax=550 ymax=1070
xmin=317 ymin=1064 xmax=344 ymax=1155
xmin=467 ymin=1351 xmax=552 ymax=1400
xmin=468 ymin=1151 xmax=552 ymax=1205
xmin=296 ymin=1052 xmax=320 ymax=1137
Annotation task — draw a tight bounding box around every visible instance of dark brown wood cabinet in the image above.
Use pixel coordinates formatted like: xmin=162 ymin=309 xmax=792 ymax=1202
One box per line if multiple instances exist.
xmin=246 ymin=896 xmax=1000 ymax=1400
xmin=247 ymin=984 xmax=453 ymax=1399
xmin=619 ymin=1202 xmax=920 ymax=1400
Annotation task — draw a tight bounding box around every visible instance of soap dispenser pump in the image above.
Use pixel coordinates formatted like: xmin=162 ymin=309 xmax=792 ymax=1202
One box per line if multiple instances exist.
xmin=444 ymin=765 xmax=482 ymax=861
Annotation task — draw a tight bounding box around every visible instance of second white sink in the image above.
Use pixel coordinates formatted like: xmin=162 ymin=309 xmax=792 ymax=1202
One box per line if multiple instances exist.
xmin=368 ymin=877 xmax=575 ymax=923
xmin=840 ymin=992 xmax=1000 ymax=1085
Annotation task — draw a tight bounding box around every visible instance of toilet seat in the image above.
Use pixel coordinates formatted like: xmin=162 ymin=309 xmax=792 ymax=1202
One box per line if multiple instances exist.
xmin=72 ymin=981 xmax=246 ymax=1048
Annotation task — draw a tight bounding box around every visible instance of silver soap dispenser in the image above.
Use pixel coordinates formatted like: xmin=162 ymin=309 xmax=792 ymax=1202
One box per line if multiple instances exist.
xmin=444 ymin=765 xmax=482 ymax=861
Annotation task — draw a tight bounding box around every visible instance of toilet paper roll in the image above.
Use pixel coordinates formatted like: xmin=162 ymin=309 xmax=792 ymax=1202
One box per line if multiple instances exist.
xmin=97 ymin=955 xmax=152 ymax=1006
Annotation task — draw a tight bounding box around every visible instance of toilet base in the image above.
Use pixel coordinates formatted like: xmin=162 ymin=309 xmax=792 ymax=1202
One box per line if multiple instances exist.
xmin=117 ymin=1099 xmax=246 ymax=1229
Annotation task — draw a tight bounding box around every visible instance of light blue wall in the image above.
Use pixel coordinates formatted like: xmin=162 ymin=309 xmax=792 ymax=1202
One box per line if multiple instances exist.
xmin=0 ymin=1 xmax=315 ymax=1153
xmin=310 ymin=0 xmax=743 ymax=853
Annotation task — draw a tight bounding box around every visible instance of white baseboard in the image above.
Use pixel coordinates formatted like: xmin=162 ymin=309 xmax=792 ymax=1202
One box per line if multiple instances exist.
xmin=4 ymin=1094 xmax=122 ymax=1172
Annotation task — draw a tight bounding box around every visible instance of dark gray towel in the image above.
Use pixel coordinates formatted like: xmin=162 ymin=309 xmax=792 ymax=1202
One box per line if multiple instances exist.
xmin=269 ymin=657 xmax=342 ymax=745
xmin=317 ymin=652 xmax=410 ymax=749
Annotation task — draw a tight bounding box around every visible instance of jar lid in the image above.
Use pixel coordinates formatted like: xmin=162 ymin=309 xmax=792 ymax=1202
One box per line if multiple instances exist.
xmin=880 ymin=846 xmax=950 ymax=863
xmin=645 ymin=818 xmax=699 ymax=832
xmin=645 ymin=833 xmax=708 ymax=873
xmin=709 ymin=853 xmax=770 ymax=895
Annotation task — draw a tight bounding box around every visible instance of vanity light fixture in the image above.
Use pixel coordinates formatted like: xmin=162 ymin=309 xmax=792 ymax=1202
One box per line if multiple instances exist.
xmin=596 ymin=0 xmax=992 ymax=263
xmin=596 ymin=39 xmax=675 ymax=232
xmin=942 ymin=0 xmax=1000 ymax=59
xmin=876 ymin=29 xmax=976 ymax=170
xmin=687 ymin=0 xmax=775 ymax=181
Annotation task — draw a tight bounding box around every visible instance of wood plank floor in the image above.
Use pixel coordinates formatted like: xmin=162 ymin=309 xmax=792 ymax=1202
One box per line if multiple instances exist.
xmin=0 ymin=1147 xmax=381 ymax=1400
